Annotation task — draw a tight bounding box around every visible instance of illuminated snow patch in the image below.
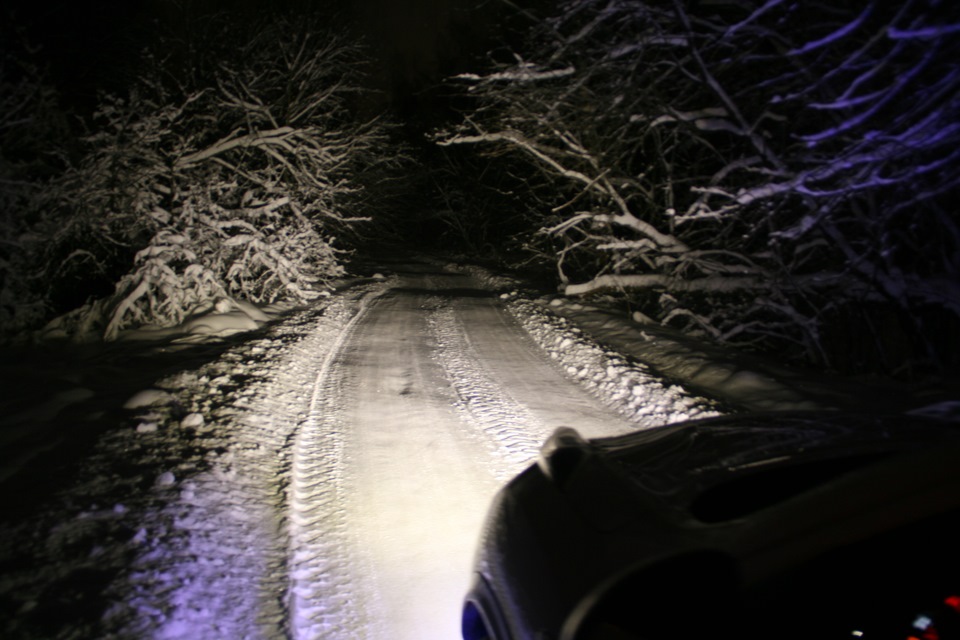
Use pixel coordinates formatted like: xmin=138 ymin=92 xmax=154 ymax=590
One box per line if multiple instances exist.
xmin=508 ymin=298 xmax=723 ymax=426
xmin=428 ymin=303 xmax=552 ymax=479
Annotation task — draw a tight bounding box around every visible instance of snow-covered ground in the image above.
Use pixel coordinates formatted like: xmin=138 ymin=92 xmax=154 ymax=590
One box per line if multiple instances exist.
xmin=1 ymin=257 xmax=955 ymax=639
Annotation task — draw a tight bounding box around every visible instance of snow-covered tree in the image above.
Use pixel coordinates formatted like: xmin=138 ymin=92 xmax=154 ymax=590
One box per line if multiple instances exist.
xmin=25 ymin=14 xmax=401 ymax=341
xmin=437 ymin=0 xmax=960 ymax=373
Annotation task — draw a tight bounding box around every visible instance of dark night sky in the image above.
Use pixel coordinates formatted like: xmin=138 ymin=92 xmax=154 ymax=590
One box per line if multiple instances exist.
xmin=356 ymin=0 xmax=492 ymax=87
xmin=4 ymin=0 xmax=510 ymax=119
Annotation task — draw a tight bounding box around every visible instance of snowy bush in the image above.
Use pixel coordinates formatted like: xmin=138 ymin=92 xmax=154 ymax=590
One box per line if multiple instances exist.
xmin=30 ymin=15 xmax=397 ymax=341
xmin=437 ymin=0 xmax=960 ymax=373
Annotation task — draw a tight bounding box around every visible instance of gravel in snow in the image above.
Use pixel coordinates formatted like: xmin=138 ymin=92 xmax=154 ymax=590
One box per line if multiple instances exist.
xmin=506 ymin=297 xmax=723 ymax=426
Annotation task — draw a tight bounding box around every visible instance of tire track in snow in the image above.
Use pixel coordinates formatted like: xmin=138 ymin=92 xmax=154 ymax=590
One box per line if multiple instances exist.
xmin=286 ymin=289 xmax=381 ymax=639
xmin=440 ymin=260 xmax=722 ymax=425
xmin=427 ymin=302 xmax=552 ymax=480
xmin=109 ymin=297 xmax=377 ymax=639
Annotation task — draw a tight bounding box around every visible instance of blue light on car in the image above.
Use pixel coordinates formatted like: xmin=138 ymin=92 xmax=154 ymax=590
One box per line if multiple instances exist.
xmin=462 ymin=601 xmax=492 ymax=640
xmin=914 ymin=615 xmax=934 ymax=631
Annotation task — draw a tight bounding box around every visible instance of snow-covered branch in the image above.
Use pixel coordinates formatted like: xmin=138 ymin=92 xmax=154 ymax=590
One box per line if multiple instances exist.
xmin=565 ymin=273 xmax=768 ymax=296
xmin=454 ymin=64 xmax=576 ymax=84
xmin=438 ymin=0 xmax=960 ymax=372
xmin=174 ymin=127 xmax=295 ymax=168
xmin=14 ymin=14 xmax=400 ymax=341
xmin=437 ymin=128 xmax=687 ymax=252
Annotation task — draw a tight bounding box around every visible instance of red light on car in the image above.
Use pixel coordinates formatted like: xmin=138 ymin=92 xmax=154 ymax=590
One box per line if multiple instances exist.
xmin=944 ymin=595 xmax=960 ymax=614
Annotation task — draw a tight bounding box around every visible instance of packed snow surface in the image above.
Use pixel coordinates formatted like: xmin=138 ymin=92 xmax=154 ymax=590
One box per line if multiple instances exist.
xmin=4 ymin=258 xmax=950 ymax=639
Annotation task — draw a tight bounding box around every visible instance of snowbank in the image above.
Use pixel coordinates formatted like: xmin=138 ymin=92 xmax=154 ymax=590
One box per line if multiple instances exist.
xmin=443 ymin=260 xmax=955 ymax=414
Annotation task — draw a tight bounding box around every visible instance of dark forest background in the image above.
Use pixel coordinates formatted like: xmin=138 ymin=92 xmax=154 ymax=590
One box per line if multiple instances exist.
xmin=2 ymin=0 xmax=959 ymax=379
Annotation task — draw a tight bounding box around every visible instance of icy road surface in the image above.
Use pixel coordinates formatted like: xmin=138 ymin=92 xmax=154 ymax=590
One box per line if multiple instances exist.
xmin=0 ymin=260 xmax=721 ymax=640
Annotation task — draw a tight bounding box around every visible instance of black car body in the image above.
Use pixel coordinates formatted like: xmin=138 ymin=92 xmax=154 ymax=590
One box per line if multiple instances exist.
xmin=462 ymin=412 xmax=960 ymax=640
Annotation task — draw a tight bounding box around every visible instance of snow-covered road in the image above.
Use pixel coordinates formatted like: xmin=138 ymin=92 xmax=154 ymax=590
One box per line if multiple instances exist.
xmin=1 ymin=259 xmax=722 ymax=640
xmin=289 ymin=265 xmax=640 ymax=639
